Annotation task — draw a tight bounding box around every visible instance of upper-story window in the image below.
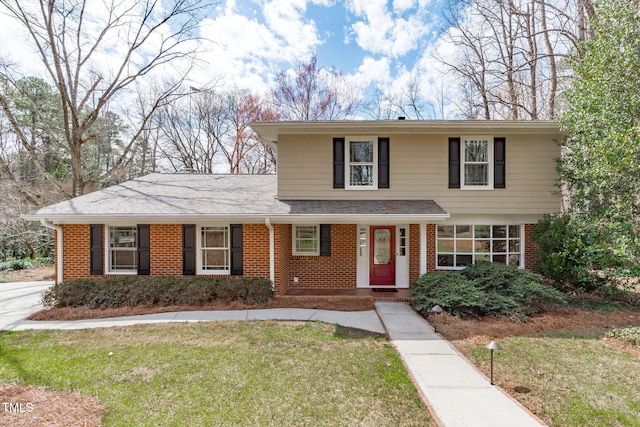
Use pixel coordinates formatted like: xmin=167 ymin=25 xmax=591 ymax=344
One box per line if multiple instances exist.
xmin=334 ymin=137 xmax=389 ymax=190
xmin=462 ymin=137 xmax=493 ymax=189
xmin=449 ymin=136 xmax=505 ymax=190
xmin=346 ymin=137 xmax=377 ymax=189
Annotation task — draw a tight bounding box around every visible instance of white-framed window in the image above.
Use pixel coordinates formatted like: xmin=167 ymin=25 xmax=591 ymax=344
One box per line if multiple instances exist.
xmin=107 ymin=226 xmax=137 ymax=273
xmin=199 ymin=226 xmax=230 ymax=274
xmin=437 ymin=224 xmax=522 ymax=269
xmin=462 ymin=136 xmax=493 ymax=189
xmin=346 ymin=137 xmax=377 ymax=189
xmin=293 ymin=225 xmax=319 ymax=255
xmin=398 ymin=227 xmax=407 ymax=257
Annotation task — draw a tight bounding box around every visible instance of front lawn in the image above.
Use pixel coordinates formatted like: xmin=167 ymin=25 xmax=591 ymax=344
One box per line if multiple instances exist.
xmin=451 ymin=324 xmax=640 ymax=427
xmin=0 ymin=321 xmax=432 ymax=426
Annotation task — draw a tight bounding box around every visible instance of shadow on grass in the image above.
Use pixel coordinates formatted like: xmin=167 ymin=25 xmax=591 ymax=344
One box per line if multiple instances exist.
xmin=333 ymin=324 xmax=387 ymax=340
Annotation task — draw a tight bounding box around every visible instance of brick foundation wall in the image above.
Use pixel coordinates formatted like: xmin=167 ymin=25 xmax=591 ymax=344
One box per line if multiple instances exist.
xmin=288 ymin=224 xmax=357 ymax=288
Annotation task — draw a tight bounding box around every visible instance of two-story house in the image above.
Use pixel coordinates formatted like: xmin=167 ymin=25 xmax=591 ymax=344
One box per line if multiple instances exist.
xmin=24 ymin=120 xmax=562 ymax=297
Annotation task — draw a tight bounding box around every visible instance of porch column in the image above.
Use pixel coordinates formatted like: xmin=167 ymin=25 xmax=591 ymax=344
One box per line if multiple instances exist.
xmin=420 ymin=223 xmax=427 ymax=275
xmin=265 ymin=218 xmax=275 ymax=286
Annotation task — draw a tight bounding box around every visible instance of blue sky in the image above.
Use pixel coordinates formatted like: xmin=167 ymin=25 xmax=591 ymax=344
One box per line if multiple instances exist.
xmin=0 ymin=0 xmax=457 ymax=117
xmin=194 ymin=0 xmax=451 ymax=100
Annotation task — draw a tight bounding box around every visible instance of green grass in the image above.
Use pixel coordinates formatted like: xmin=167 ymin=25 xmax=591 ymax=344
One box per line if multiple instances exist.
xmin=460 ymin=327 xmax=640 ymax=427
xmin=0 ymin=321 xmax=432 ymax=426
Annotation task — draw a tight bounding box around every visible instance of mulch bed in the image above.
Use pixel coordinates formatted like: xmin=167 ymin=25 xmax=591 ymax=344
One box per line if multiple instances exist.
xmin=0 ymin=384 xmax=103 ymax=427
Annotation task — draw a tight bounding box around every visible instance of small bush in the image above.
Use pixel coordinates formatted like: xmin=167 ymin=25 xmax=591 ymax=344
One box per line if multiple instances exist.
xmin=411 ymin=271 xmax=487 ymax=317
xmin=42 ymin=276 xmax=273 ymax=309
xmin=410 ymin=262 xmax=567 ymax=320
xmin=607 ymin=327 xmax=640 ymax=347
xmin=0 ymin=257 xmax=52 ymax=271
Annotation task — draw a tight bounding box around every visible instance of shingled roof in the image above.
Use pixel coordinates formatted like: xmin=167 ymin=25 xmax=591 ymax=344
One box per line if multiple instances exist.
xmin=24 ymin=173 xmax=449 ymax=223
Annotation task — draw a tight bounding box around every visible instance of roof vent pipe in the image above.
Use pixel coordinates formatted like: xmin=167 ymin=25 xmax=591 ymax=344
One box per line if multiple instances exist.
xmin=398 ymin=116 xmax=406 ymax=120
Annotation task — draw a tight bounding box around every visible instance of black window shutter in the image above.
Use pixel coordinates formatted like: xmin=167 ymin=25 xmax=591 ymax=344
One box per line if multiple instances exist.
xmin=494 ymin=137 xmax=506 ymax=189
xmin=378 ymin=137 xmax=390 ymax=188
xmin=333 ymin=137 xmax=345 ymax=188
xmin=137 ymin=224 xmax=151 ymax=275
xmin=448 ymin=137 xmax=461 ymax=188
xmin=320 ymin=224 xmax=331 ymax=256
xmin=182 ymin=224 xmax=196 ymax=276
xmin=89 ymin=224 xmax=104 ymax=275
xmin=230 ymin=224 xmax=243 ymax=275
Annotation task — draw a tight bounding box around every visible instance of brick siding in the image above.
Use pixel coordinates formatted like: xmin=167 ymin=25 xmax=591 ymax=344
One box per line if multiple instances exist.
xmin=59 ymin=224 xmax=93 ymax=280
xmin=274 ymin=224 xmax=291 ymax=295
xmin=56 ymin=222 xmax=540 ymax=290
xmin=287 ymin=224 xmax=357 ymax=289
xmin=524 ymin=223 xmax=540 ymax=271
xmin=409 ymin=224 xmax=421 ymax=282
xmin=150 ymin=224 xmax=182 ymax=276
xmin=242 ymin=224 xmax=271 ymax=278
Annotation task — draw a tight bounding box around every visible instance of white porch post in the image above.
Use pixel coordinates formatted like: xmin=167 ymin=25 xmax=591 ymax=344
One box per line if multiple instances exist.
xmin=420 ymin=223 xmax=427 ymax=276
xmin=265 ymin=218 xmax=275 ymax=286
xmin=41 ymin=219 xmax=63 ymax=283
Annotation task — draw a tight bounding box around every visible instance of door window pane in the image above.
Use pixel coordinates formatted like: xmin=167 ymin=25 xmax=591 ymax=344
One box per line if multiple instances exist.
xmin=373 ymin=229 xmax=391 ymax=264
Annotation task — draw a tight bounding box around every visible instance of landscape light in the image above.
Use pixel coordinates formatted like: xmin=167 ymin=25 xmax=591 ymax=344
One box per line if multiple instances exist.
xmin=486 ymin=341 xmax=503 ymax=385
xmin=431 ymin=305 xmax=443 ymax=333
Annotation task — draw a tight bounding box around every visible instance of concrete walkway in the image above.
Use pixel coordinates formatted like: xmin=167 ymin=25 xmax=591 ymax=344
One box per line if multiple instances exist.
xmin=375 ymin=301 xmax=546 ymax=427
xmin=2 ymin=281 xmax=545 ymax=426
xmin=10 ymin=307 xmax=386 ymax=333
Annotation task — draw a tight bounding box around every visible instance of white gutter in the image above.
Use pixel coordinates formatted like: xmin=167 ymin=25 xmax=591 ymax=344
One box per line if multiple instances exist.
xmin=40 ymin=219 xmax=63 ymax=284
xmin=265 ymin=218 xmax=275 ymax=286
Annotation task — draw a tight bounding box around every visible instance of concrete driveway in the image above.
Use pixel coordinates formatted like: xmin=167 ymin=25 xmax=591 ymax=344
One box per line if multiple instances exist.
xmin=0 ymin=281 xmax=53 ymax=330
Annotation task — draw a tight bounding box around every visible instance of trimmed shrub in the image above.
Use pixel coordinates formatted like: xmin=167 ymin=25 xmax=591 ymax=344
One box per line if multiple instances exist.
xmin=410 ymin=262 xmax=567 ymax=320
xmin=41 ymin=276 xmax=273 ymax=309
xmin=461 ymin=262 xmax=566 ymax=315
xmin=411 ymin=271 xmax=487 ymax=317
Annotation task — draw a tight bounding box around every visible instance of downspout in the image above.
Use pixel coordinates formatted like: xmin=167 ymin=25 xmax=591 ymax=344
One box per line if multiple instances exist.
xmin=40 ymin=219 xmax=63 ymax=284
xmin=265 ymin=218 xmax=275 ymax=288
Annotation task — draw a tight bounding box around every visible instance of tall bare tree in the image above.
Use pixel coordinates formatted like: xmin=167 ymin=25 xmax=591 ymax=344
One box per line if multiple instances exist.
xmin=223 ymin=88 xmax=278 ymax=174
xmin=155 ymin=87 xmax=278 ymax=174
xmin=439 ymin=0 xmax=595 ymax=120
xmin=0 ymin=0 xmax=209 ymax=196
xmin=272 ymin=55 xmax=359 ymax=120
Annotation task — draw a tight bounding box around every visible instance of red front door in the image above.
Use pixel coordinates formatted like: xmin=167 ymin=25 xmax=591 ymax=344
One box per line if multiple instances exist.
xmin=370 ymin=226 xmax=395 ymax=286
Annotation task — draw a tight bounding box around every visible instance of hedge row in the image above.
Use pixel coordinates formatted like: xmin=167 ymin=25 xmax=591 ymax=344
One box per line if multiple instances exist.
xmin=410 ymin=262 xmax=567 ymax=320
xmin=41 ymin=276 xmax=273 ymax=309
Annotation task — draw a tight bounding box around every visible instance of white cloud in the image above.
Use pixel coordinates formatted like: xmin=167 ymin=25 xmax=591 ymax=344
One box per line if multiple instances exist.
xmin=354 ymin=56 xmax=391 ymax=86
xmin=346 ymin=0 xmax=431 ymax=58
xmin=192 ymin=0 xmax=333 ymax=92
xmin=393 ymin=0 xmax=416 ymax=14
